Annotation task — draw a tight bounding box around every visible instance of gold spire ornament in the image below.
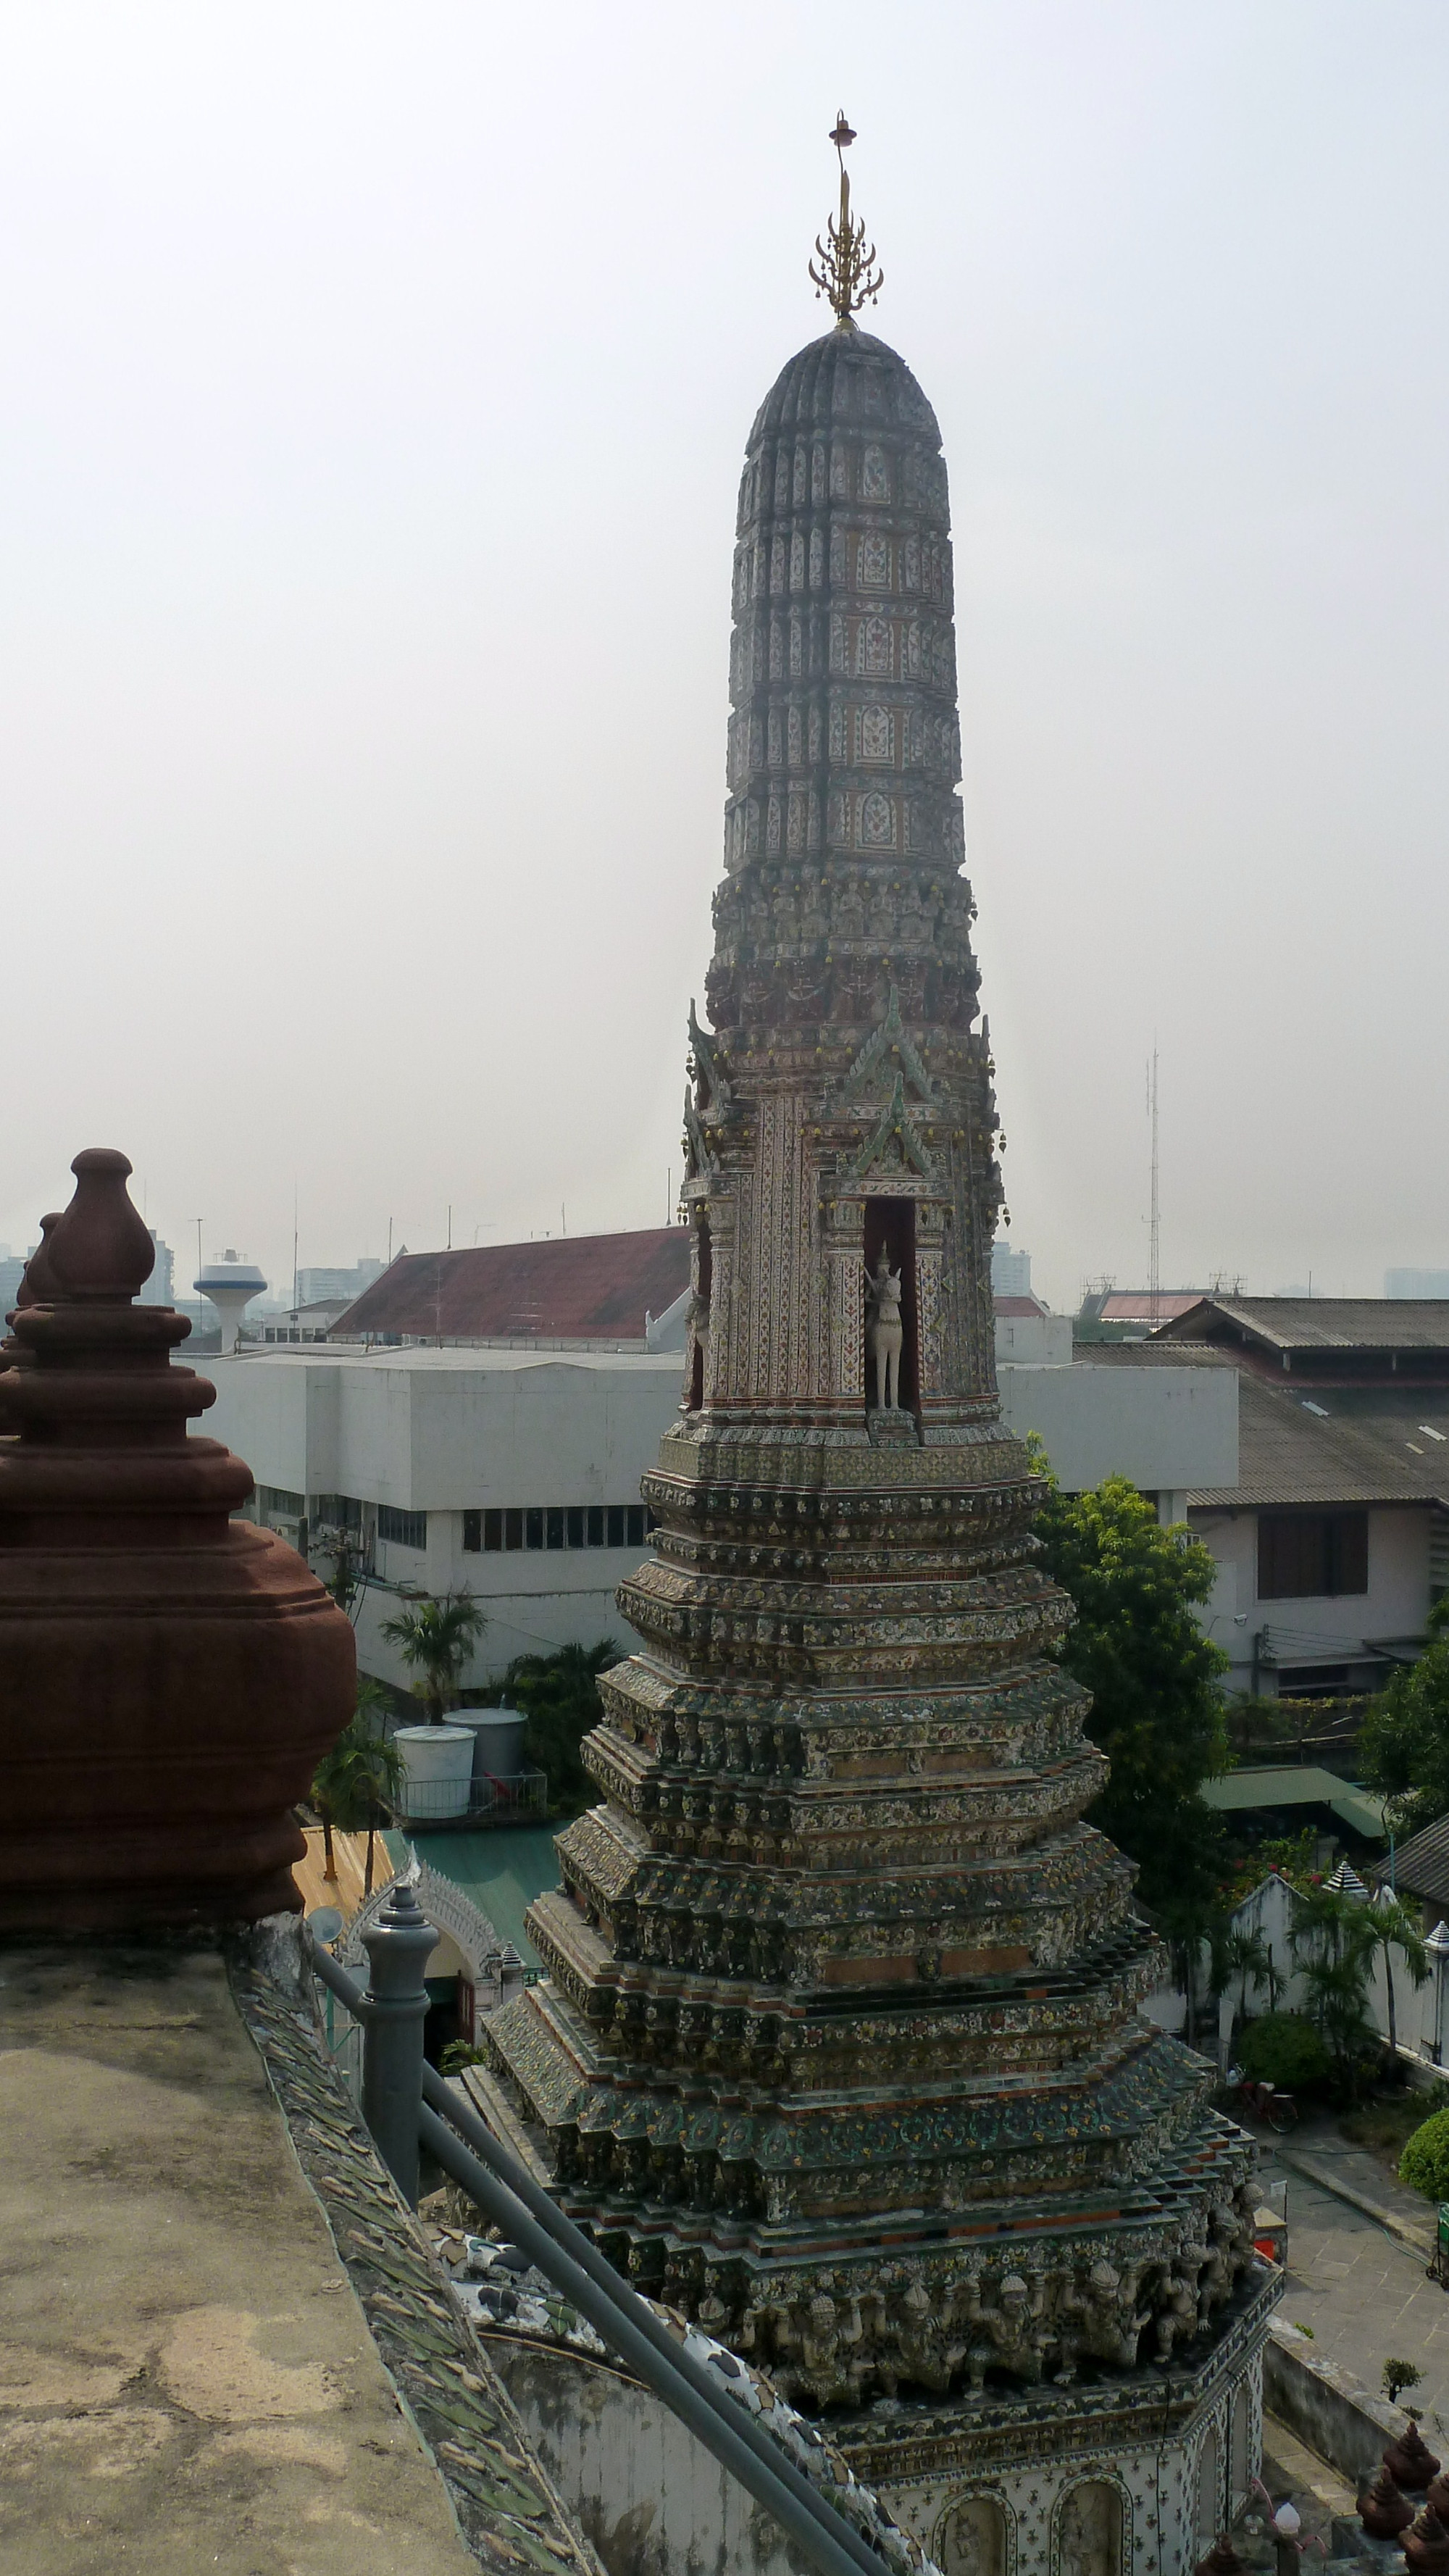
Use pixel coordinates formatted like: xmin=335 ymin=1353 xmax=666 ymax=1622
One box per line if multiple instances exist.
xmin=809 ymin=110 xmax=883 ymax=328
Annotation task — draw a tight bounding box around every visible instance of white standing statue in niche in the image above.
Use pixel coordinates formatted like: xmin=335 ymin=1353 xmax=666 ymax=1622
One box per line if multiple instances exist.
xmin=864 ymin=1249 xmax=905 ymax=1411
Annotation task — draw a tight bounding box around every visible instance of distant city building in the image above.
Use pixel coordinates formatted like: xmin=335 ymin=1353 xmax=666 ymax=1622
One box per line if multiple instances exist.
xmin=296 ymin=1258 xmax=385 ymax=1309
xmin=989 ymin=1238 xmax=1033 ymax=1299
xmin=0 ymin=1249 xmax=28 ymax=1314
xmin=1386 ymin=1267 xmax=1449 ymax=1299
xmin=139 ymin=1228 xmax=175 ymax=1307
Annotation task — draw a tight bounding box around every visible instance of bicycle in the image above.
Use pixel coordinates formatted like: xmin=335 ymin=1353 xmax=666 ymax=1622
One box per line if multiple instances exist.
xmin=1227 ymin=2067 xmax=1299 ymax=2133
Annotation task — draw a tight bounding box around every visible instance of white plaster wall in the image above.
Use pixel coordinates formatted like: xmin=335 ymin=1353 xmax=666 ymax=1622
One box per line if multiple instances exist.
xmin=994 ymin=1314 xmax=1074 ymax=1367
xmin=1190 ymin=1504 xmax=1430 ymax=1689
xmin=997 ymin=1363 xmax=1237 ymax=1498
xmin=880 ymin=2342 xmax=1264 ymax=2576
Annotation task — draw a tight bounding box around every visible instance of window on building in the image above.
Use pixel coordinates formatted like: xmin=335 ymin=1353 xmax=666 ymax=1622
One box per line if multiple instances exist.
xmin=315 ymin=1494 xmax=364 ymax=1533
xmin=459 ymin=1504 xmax=652 ymax=1555
xmin=261 ymin=1485 xmax=305 ymax=1520
xmin=1258 ymin=1511 xmax=1369 ymax=1601
xmin=377 ymin=1505 xmax=427 ymax=1550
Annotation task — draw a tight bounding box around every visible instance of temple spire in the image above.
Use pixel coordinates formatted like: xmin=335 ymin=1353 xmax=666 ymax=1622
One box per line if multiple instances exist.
xmin=809 ymin=109 xmax=883 ymax=328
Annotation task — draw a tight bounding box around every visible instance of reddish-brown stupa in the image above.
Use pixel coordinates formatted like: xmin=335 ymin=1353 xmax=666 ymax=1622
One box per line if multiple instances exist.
xmin=1405 ymin=2504 xmax=1449 ymax=2576
xmin=1195 ymin=2539 xmax=1249 ymax=2576
xmin=1362 ymin=2469 xmax=1416 ymax=2540
xmin=0 ymin=1148 xmax=354 ymax=1930
xmin=1389 ymin=2425 xmax=1443 ymax=2496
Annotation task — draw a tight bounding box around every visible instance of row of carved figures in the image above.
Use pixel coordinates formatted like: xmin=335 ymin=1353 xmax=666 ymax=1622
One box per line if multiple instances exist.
xmin=638 ymin=2200 xmax=1258 ymax=2407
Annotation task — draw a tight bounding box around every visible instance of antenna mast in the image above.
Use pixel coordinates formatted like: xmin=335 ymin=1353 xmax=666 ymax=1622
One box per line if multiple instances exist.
xmin=1148 ymin=1047 xmax=1160 ymax=1330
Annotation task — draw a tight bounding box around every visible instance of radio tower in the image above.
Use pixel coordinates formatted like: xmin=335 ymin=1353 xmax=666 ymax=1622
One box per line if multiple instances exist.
xmin=1148 ymin=1045 xmax=1161 ymax=1329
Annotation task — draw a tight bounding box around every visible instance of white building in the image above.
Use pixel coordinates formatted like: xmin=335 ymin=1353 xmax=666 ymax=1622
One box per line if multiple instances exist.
xmin=204 ymin=1330 xmax=1237 ymax=1694
xmin=1149 ymin=1296 xmax=1449 ymax=1696
xmin=206 ymin=1343 xmax=683 ymax=1688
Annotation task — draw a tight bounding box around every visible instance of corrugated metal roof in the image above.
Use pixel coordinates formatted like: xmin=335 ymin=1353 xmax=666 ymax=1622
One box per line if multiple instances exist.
xmin=1161 ymin=1296 xmax=1449 ymax=1353
xmin=333 ymin=1227 xmax=692 ymax=1343
xmin=1191 ymin=1372 xmax=1449 ymax=1509
xmin=1374 ymin=1812 xmax=1449 ymax=1912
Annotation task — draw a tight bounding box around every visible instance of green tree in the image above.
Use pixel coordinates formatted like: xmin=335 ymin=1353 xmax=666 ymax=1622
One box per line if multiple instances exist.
xmin=1363 ymin=1891 xmax=1429 ymax=2064
xmin=1360 ymin=1596 xmax=1449 ymax=1835
xmin=311 ymin=1685 xmax=406 ymax=1893
xmin=380 ymin=1590 xmax=486 ymax=1721
xmin=497 ymin=1639 xmax=621 ymax=1811
xmin=1028 ymin=1455 xmax=1231 ymax=1922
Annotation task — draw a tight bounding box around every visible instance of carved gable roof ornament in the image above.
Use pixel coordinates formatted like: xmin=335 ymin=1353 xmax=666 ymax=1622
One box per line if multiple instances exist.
xmin=848 ymin=1069 xmax=935 ymax=1181
xmin=832 ymin=985 xmax=936 ymax=1112
xmin=681 ymin=1085 xmax=719 ymax=1184
xmin=686 ymin=1000 xmax=732 ymax=1117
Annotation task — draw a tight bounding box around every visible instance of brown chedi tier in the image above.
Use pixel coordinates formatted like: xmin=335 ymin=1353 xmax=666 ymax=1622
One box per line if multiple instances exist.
xmin=1406 ymin=2505 xmax=1449 ymax=2576
xmin=1195 ymin=2542 xmax=1249 ymax=2576
xmin=483 ymin=322 xmax=1266 ymax=2412
xmin=1362 ymin=2469 xmax=1416 ymax=2540
xmin=0 ymin=1148 xmax=354 ymax=1930
xmin=1389 ymin=2425 xmax=1443 ymax=2494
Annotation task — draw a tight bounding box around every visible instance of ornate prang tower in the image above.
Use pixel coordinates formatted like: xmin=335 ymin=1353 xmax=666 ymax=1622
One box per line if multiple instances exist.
xmin=485 ymin=117 xmax=1274 ymax=2573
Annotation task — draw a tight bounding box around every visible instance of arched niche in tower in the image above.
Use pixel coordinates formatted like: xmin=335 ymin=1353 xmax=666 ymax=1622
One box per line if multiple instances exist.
xmin=938 ymin=2495 xmax=1008 ymax=2576
xmin=864 ymin=1195 xmax=918 ymax=1417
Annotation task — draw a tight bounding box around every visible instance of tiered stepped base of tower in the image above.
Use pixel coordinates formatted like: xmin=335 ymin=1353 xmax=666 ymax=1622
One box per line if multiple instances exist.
xmin=485 ymin=1417 xmax=1267 ymax=2414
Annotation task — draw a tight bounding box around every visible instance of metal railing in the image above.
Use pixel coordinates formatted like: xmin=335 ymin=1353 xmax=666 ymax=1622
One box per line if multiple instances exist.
xmin=394 ymin=1769 xmax=550 ymax=1827
xmin=307 ymin=1885 xmax=888 ymax=2576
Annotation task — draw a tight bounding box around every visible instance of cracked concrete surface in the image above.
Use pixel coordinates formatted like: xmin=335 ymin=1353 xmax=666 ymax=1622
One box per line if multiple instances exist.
xmin=0 ymin=1941 xmax=477 ymax=2576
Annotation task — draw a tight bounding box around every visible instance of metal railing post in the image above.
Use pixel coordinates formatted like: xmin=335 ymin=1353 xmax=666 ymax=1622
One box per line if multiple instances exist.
xmin=359 ymin=1880 xmax=435 ymax=2205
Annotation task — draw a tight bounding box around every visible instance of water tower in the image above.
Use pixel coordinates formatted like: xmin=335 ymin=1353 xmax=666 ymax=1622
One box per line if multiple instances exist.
xmin=196 ymin=1251 xmax=267 ymax=1354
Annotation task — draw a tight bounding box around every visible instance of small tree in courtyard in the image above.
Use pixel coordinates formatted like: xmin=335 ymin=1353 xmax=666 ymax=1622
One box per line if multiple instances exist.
xmin=380 ymin=1590 xmax=486 ymax=1721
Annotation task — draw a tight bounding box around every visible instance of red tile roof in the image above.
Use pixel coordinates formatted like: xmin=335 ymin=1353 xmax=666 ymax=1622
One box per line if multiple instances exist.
xmin=333 ymin=1228 xmax=692 ymax=1343
xmin=1097 ymin=1291 xmax=1206 ymax=1324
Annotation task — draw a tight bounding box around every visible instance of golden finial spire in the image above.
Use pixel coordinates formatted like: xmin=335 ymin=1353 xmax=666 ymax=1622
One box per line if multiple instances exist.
xmin=809 ymin=110 xmax=883 ymax=330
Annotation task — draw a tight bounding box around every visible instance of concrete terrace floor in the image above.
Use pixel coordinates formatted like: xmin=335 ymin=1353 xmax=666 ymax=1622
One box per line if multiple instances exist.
xmin=0 ymin=1941 xmax=478 ymax=2576
xmin=1258 ymin=2140 xmax=1449 ymax=2434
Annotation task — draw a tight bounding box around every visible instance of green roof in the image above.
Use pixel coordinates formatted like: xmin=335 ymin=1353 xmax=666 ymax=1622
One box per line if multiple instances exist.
xmin=381 ymin=1823 xmax=564 ymax=1971
xmin=1200 ymin=1766 xmax=1387 ymax=1839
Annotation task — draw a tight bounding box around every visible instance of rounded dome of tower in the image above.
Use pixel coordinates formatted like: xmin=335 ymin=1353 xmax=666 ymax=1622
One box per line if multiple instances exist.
xmin=720 ymin=326 xmax=962 ymax=901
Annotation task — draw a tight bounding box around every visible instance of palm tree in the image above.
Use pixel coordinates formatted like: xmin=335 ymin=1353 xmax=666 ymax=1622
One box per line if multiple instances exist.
xmin=501 ymin=1638 xmax=621 ymax=1809
xmin=1363 ymin=1892 xmax=1430 ymax=2064
xmin=1225 ymin=1925 xmax=1273 ymax=2022
xmin=380 ymin=1590 xmax=486 ymax=1721
xmin=1291 ymin=1884 xmax=1379 ymax=2093
xmin=309 ymin=1688 xmax=406 ymax=1893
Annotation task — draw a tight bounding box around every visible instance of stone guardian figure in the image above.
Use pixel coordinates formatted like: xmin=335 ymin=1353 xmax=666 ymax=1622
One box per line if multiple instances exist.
xmin=864 ymin=1249 xmax=905 ymax=1411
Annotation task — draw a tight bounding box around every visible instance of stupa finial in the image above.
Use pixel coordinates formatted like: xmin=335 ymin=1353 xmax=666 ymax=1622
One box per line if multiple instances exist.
xmin=809 ymin=110 xmax=883 ymax=329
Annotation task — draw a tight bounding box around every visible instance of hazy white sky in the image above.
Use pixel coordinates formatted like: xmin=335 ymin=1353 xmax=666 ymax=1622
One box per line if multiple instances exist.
xmin=1 ymin=3 xmax=1445 ymax=1311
